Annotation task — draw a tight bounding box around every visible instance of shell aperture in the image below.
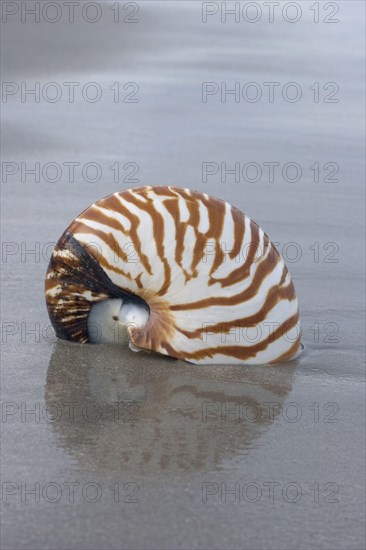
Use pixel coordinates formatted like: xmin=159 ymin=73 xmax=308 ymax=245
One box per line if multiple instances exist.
xmin=87 ymin=299 xmax=150 ymax=346
xmin=45 ymin=186 xmax=301 ymax=365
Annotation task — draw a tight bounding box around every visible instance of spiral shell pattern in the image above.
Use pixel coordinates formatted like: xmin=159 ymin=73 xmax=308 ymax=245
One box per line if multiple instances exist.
xmin=45 ymin=186 xmax=300 ymax=365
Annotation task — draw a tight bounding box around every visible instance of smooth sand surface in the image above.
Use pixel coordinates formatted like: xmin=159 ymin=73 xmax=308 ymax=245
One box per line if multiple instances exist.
xmin=1 ymin=2 xmax=365 ymax=549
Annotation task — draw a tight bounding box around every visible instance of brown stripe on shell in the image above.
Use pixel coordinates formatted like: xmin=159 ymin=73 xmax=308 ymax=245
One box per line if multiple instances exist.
xmin=162 ymin=197 xmax=191 ymax=282
xmin=99 ymin=193 xmax=153 ymax=276
xmin=148 ymin=187 xmax=178 ymax=199
xmin=269 ymin=336 xmax=301 ymax=364
xmin=170 ymin=242 xmax=280 ymax=311
xmin=199 ymin=194 xmax=226 ymax=282
xmin=68 ymin=221 xmax=135 ymax=282
xmin=177 ymin=189 xmax=227 ymax=281
xmin=175 ymin=268 xmax=295 ymax=340
xmin=122 ymin=190 xmax=172 ymax=296
xmin=229 ymin=205 xmax=245 ymax=260
xmin=210 ymin=221 xmax=264 ymax=288
xmin=160 ymin=312 xmax=300 ymax=363
xmin=174 ymin=188 xmax=202 ymax=278
xmin=79 ymin=205 xmax=128 ymax=235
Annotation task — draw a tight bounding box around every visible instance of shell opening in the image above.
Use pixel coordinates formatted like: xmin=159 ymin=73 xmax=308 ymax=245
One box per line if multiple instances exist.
xmin=87 ymin=298 xmax=150 ymax=346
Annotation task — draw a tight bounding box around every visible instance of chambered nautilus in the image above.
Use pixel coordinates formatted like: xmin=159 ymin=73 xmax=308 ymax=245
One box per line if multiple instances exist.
xmin=45 ymin=186 xmax=301 ymax=365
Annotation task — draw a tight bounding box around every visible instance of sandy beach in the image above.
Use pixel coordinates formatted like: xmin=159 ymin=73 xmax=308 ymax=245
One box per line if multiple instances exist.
xmin=1 ymin=2 xmax=365 ymax=548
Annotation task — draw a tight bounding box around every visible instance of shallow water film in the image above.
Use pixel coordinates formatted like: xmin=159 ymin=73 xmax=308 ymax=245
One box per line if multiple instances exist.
xmin=1 ymin=2 xmax=365 ymax=549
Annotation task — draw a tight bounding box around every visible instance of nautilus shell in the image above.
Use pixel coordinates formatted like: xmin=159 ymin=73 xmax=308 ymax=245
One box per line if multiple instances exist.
xmin=45 ymin=186 xmax=301 ymax=365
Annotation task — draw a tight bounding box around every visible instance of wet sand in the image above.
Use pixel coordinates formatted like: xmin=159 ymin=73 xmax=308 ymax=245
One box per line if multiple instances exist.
xmin=1 ymin=2 xmax=365 ymax=549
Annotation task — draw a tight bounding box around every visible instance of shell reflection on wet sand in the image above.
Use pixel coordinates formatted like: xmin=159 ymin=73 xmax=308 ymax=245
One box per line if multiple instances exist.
xmin=45 ymin=341 xmax=295 ymax=475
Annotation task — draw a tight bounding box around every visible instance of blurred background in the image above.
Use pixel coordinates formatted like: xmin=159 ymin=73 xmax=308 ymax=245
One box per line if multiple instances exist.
xmin=1 ymin=2 xmax=365 ymax=549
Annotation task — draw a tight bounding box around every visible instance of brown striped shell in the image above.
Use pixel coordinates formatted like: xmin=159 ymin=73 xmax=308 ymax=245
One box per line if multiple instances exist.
xmin=45 ymin=186 xmax=301 ymax=365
